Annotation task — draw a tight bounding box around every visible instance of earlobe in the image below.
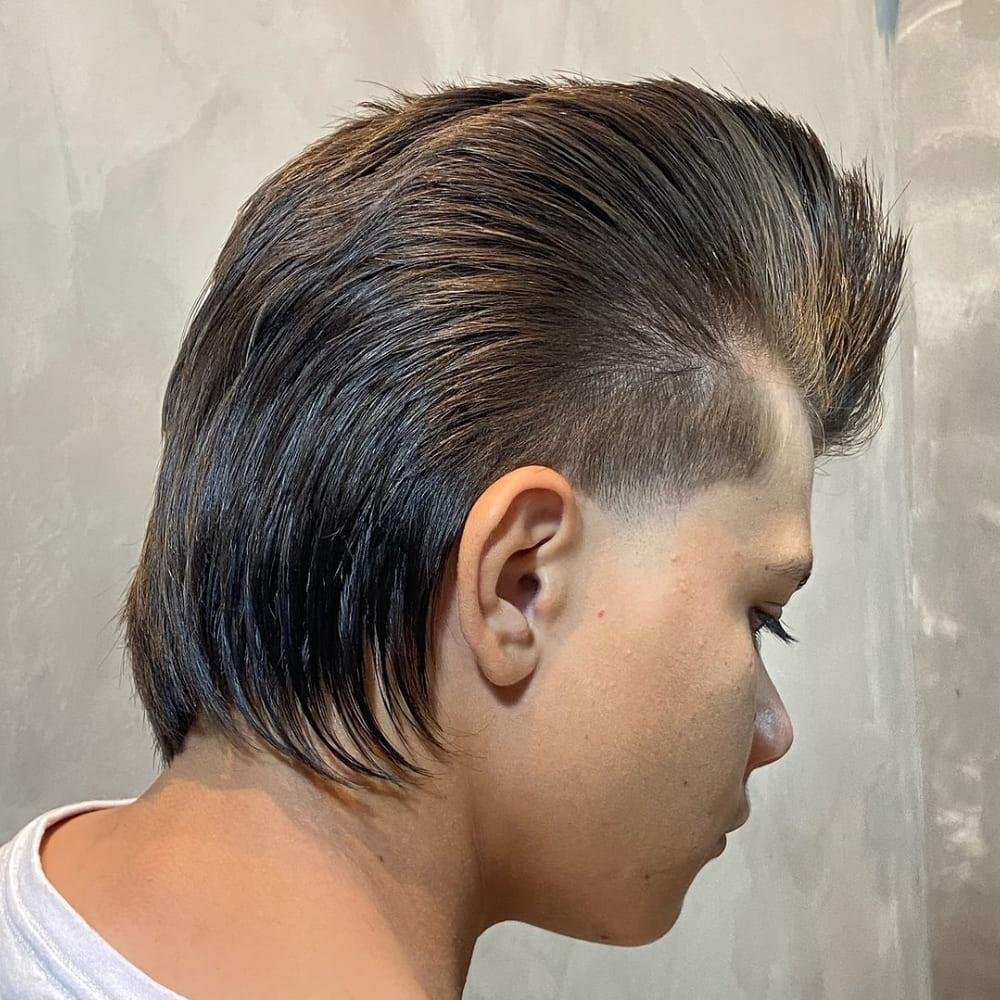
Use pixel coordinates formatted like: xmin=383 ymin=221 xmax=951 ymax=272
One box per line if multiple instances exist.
xmin=455 ymin=467 xmax=577 ymax=688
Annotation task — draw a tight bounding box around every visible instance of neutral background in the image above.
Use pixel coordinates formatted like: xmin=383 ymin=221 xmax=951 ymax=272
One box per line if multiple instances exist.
xmin=2 ymin=1 xmax=996 ymax=998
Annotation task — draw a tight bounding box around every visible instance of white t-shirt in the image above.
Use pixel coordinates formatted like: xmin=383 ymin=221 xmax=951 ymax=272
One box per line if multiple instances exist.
xmin=0 ymin=799 xmax=185 ymax=999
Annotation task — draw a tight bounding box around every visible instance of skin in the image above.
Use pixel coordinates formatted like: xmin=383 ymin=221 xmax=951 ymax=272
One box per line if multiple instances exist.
xmin=40 ymin=374 xmax=814 ymax=1000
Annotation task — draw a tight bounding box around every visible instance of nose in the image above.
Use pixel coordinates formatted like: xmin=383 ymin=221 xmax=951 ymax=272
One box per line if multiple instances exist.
xmin=745 ymin=664 xmax=794 ymax=776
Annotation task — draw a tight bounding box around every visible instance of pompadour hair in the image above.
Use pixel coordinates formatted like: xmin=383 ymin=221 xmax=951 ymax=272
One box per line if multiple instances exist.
xmin=123 ymin=76 xmax=907 ymax=788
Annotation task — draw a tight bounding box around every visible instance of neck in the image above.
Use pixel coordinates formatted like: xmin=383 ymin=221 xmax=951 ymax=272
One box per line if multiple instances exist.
xmin=104 ymin=729 xmax=485 ymax=999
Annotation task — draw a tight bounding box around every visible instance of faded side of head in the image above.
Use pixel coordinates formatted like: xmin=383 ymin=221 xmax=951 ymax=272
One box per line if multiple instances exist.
xmin=123 ymin=76 xmax=907 ymax=787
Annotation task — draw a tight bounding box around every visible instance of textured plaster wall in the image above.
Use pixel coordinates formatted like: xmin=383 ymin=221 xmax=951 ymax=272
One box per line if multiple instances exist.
xmin=895 ymin=1 xmax=1000 ymax=997
xmin=2 ymin=2 xmax=931 ymax=998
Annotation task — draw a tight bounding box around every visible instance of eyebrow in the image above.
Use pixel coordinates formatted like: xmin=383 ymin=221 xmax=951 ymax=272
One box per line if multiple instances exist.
xmin=765 ymin=555 xmax=814 ymax=590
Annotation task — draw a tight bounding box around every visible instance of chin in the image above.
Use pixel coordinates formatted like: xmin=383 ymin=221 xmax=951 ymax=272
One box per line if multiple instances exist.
xmin=570 ymin=886 xmax=688 ymax=948
xmin=514 ymin=858 xmax=696 ymax=947
xmin=599 ymin=903 xmax=686 ymax=947
xmin=637 ymin=893 xmax=687 ymax=945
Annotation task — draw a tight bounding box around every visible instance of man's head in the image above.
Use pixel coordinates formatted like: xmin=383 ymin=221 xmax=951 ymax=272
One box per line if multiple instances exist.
xmin=123 ymin=76 xmax=905 ymax=939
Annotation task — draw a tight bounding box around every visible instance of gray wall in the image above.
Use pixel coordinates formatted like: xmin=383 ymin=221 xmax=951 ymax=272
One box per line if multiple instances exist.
xmin=1 ymin=1 xmax=963 ymax=997
xmin=895 ymin=1 xmax=1000 ymax=998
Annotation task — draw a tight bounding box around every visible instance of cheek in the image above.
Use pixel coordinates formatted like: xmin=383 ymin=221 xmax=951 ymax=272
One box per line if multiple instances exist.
xmin=570 ymin=584 xmax=753 ymax=771
xmin=615 ymin=595 xmax=759 ymax=798
xmin=514 ymin=564 xmax=757 ymax=810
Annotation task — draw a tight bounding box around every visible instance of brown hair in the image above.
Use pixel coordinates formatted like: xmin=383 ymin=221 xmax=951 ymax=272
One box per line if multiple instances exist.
xmin=123 ymin=75 xmax=907 ymax=788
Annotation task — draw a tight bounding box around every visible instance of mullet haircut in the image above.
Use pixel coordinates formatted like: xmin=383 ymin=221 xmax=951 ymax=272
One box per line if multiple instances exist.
xmin=123 ymin=76 xmax=907 ymax=787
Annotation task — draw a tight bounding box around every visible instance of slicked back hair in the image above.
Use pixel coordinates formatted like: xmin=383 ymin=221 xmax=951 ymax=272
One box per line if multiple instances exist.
xmin=123 ymin=76 xmax=907 ymax=789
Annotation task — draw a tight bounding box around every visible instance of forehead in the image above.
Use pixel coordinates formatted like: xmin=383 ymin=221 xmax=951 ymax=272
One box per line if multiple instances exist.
xmin=677 ymin=467 xmax=812 ymax=563
xmin=756 ymin=374 xmax=816 ymax=489
xmin=670 ymin=376 xmax=815 ymax=560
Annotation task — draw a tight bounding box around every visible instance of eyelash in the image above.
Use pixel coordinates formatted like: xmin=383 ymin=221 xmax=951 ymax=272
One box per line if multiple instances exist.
xmin=750 ymin=609 xmax=798 ymax=652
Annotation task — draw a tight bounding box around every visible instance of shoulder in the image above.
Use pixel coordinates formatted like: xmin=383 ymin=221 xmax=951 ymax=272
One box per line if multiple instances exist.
xmin=0 ymin=798 xmax=181 ymax=999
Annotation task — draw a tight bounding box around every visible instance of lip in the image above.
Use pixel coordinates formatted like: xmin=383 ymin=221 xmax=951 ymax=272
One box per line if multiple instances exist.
xmin=726 ymin=805 xmax=751 ymax=835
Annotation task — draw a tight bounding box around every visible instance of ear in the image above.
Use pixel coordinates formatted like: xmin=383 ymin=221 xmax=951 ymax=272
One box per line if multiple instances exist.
xmin=456 ymin=466 xmax=579 ymax=688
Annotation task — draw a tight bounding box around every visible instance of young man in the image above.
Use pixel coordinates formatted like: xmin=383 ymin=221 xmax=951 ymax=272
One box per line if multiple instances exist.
xmin=1 ymin=76 xmax=906 ymax=999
